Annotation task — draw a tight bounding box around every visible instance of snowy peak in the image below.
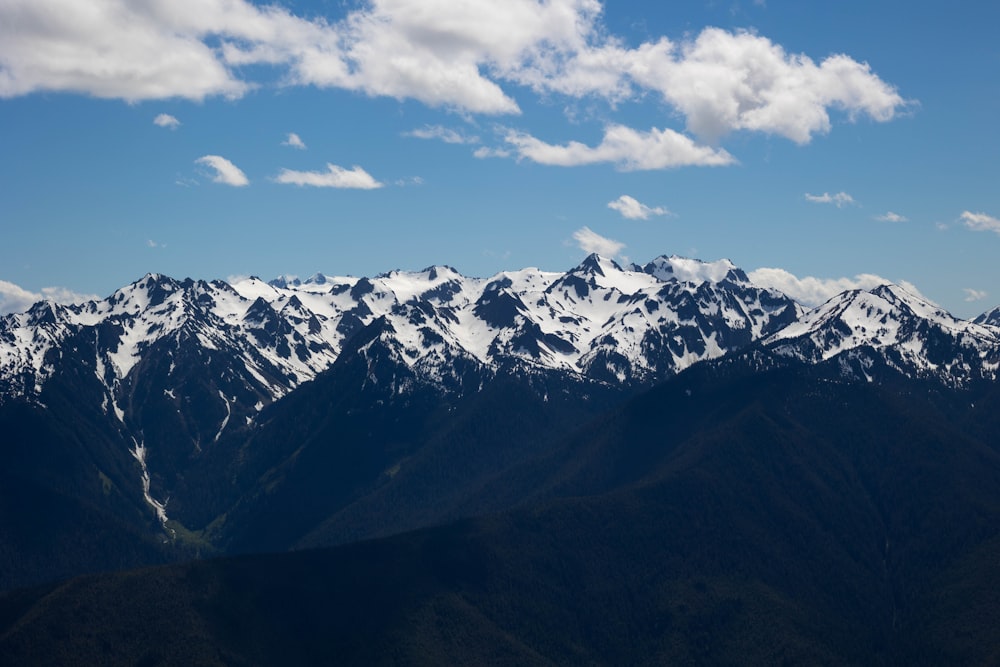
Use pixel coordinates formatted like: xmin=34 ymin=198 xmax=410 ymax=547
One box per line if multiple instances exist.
xmin=0 ymin=252 xmax=812 ymax=411
xmin=5 ymin=254 xmax=998 ymax=413
xmin=974 ymin=306 xmax=1000 ymax=328
xmin=765 ymin=283 xmax=1000 ymax=383
xmin=571 ymin=253 xmax=624 ymax=278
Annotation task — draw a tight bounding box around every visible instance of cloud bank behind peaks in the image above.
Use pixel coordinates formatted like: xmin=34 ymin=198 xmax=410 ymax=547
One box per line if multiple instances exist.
xmin=749 ymin=267 xmax=927 ymax=308
xmin=0 ymin=280 xmax=98 ymax=315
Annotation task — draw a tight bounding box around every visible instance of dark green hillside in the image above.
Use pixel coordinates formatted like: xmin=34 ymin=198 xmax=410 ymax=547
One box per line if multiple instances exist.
xmin=181 ymin=317 xmax=627 ymax=555
xmin=3 ymin=365 xmax=999 ymax=664
xmin=0 ymin=383 xmax=169 ymax=592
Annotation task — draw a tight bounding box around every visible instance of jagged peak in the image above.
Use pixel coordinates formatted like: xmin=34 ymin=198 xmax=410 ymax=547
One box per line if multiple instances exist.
xmin=768 ymin=280 xmax=1000 ymax=362
xmin=419 ymin=265 xmax=461 ymax=281
xmin=571 ymin=253 xmax=624 ymax=277
xmin=268 ymin=275 xmax=301 ymax=289
xmin=974 ymin=306 xmax=1000 ymax=327
xmin=24 ymin=299 xmax=68 ymax=326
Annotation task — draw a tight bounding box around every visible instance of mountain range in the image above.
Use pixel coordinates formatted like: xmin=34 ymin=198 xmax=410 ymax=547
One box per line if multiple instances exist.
xmin=2 ymin=253 xmax=1000 ymax=664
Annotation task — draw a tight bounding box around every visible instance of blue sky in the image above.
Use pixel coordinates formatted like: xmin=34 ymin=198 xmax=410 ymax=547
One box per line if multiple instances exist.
xmin=1 ymin=0 xmax=998 ymax=317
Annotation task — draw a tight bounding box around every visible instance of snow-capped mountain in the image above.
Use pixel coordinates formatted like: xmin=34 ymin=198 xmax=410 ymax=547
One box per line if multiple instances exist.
xmin=763 ymin=283 xmax=1000 ymax=385
xmin=0 ymin=253 xmax=803 ymax=402
xmin=3 ymin=253 xmax=1000 ymax=592
xmin=974 ymin=306 xmax=1000 ymax=328
xmin=6 ymin=257 xmax=1000 ymax=413
xmin=0 ymin=253 xmax=809 ymax=538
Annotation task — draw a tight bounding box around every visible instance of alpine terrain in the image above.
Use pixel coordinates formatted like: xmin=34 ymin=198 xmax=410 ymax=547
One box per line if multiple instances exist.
xmin=2 ymin=253 xmax=1000 ymax=664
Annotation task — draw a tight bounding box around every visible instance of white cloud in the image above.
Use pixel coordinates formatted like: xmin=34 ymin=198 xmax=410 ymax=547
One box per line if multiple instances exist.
xmin=875 ymin=211 xmax=907 ymax=222
xmin=607 ymin=195 xmax=670 ymax=220
xmin=195 ymin=155 xmax=249 ymax=187
xmin=0 ymin=280 xmax=41 ymax=314
xmin=747 ymin=267 xmax=919 ymax=307
xmin=147 ymin=239 xmax=166 ymax=249
xmin=572 ymin=226 xmax=624 ymax=257
xmin=805 ymin=191 xmax=856 ymax=208
xmin=275 ymin=163 xmax=383 ymax=189
xmin=960 ymin=211 xmax=1000 ymax=234
xmin=0 ymin=1 xmax=909 ymax=145
xmin=964 ymin=288 xmax=988 ymax=303
xmin=0 ymin=280 xmax=98 ymax=315
xmin=616 ymin=29 xmax=908 ymax=143
xmin=282 ymin=132 xmax=307 ymax=149
xmin=505 ymin=124 xmax=735 ymax=170
xmin=0 ymin=0 xmax=252 ymax=101
xmin=153 ymin=113 xmax=180 ymax=129
xmin=405 ymin=125 xmax=480 ymax=145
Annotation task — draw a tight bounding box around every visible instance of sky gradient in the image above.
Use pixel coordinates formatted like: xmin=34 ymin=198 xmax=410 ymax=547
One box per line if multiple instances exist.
xmin=1 ymin=0 xmax=998 ymax=317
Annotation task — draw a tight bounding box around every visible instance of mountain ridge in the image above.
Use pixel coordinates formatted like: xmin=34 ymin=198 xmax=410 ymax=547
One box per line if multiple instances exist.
xmin=2 ymin=252 xmax=1000 ymax=593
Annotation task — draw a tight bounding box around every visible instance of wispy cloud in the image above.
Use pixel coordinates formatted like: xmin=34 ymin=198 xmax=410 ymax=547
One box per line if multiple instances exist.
xmin=748 ymin=267 xmax=925 ymax=307
xmin=394 ymin=176 xmax=425 ymax=186
xmin=275 ymin=163 xmax=383 ymax=189
xmin=282 ymin=132 xmax=307 ymax=149
xmin=960 ymin=211 xmax=1000 ymax=234
xmin=404 ymin=125 xmax=480 ymax=145
xmin=572 ymin=226 xmax=625 ymax=258
xmin=505 ymin=124 xmax=735 ymax=170
xmin=147 ymin=239 xmax=166 ymax=249
xmin=607 ymin=195 xmax=671 ymax=220
xmin=195 ymin=155 xmax=249 ymax=187
xmin=804 ymin=191 xmax=856 ymax=208
xmin=0 ymin=280 xmax=98 ymax=315
xmin=473 ymin=146 xmax=512 ymax=159
xmin=153 ymin=113 xmax=180 ymax=129
xmin=875 ymin=211 xmax=907 ymax=222
xmin=964 ymin=288 xmax=988 ymax=302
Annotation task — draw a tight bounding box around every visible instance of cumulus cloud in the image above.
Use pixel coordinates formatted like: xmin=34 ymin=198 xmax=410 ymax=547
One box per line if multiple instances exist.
xmin=195 ymin=155 xmax=249 ymax=187
xmin=875 ymin=211 xmax=907 ymax=222
xmin=0 ymin=1 xmax=909 ymax=144
xmin=505 ymin=124 xmax=735 ymax=170
xmin=964 ymin=288 xmax=988 ymax=303
xmin=572 ymin=226 xmax=625 ymax=257
xmin=405 ymin=125 xmax=480 ymax=145
xmin=747 ymin=267 xmax=923 ymax=307
xmin=282 ymin=132 xmax=307 ymax=149
xmin=275 ymin=163 xmax=383 ymax=189
xmin=0 ymin=280 xmax=98 ymax=315
xmin=0 ymin=0 xmax=252 ymax=101
xmin=805 ymin=191 xmax=856 ymax=208
xmin=960 ymin=211 xmax=1000 ymax=234
xmin=607 ymin=195 xmax=670 ymax=220
xmin=153 ymin=113 xmax=180 ymax=129
xmin=612 ymin=29 xmax=908 ymax=143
